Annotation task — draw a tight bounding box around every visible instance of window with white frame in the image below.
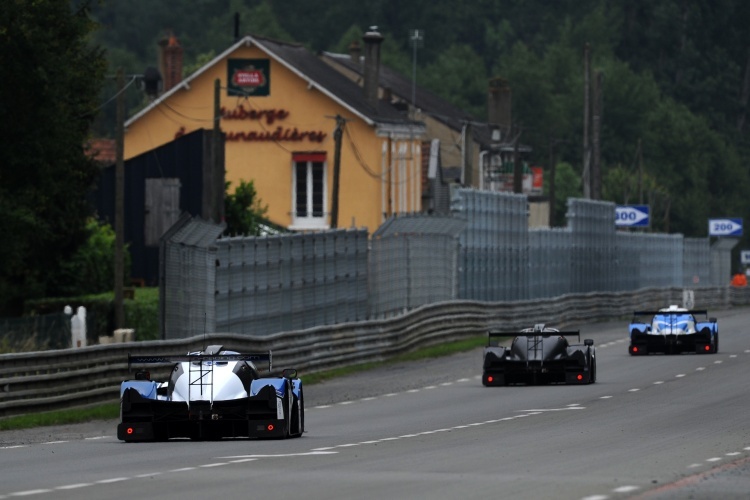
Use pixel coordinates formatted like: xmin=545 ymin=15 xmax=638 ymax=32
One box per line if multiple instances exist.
xmin=292 ymin=152 xmax=327 ymax=229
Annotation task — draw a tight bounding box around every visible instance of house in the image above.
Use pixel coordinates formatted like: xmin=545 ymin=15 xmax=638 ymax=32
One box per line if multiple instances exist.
xmin=320 ymin=42 xmax=548 ymax=226
xmin=123 ymin=30 xmax=426 ymax=234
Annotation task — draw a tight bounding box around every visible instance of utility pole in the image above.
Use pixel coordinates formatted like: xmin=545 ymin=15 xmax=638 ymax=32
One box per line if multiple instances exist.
xmin=331 ymin=115 xmax=345 ymax=228
xmin=591 ymin=70 xmax=603 ymax=200
xmin=548 ymin=138 xmax=558 ymax=226
xmin=114 ymin=68 xmax=125 ymax=330
xmin=582 ymin=43 xmax=591 ymax=199
xmin=512 ymin=127 xmax=523 ymax=194
xmin=210 ymin=78 xmax=223 ymax=224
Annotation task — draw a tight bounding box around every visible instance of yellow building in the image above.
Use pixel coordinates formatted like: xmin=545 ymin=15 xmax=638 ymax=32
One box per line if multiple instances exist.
xmin=124 ymin=30 xmax=425 ymax=233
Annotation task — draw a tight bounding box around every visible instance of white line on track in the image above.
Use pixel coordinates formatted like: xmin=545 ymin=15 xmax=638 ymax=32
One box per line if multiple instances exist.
xmin=675 ymin=374 xmax=686 ymax=378
xmin=56 ymin=483 xmax=93 ymax=489
xmin=613 ymin=485 xmax=639 ymax=493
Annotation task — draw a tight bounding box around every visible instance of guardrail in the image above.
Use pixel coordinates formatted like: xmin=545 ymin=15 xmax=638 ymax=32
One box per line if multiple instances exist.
xmin=0 ymin=286 xmax=744 ymax=419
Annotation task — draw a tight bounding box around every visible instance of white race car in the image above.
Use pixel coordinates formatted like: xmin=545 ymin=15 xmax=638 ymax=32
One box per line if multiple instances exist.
xmin=628 ymin=305 xmax=718 ymax=355
xmin=117 ymin=345 xmax=303 ymax=441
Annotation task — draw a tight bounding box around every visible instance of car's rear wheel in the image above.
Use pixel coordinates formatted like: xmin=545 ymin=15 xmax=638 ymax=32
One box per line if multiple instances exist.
xmin=290 ymin=388 xmax=304 ymax=437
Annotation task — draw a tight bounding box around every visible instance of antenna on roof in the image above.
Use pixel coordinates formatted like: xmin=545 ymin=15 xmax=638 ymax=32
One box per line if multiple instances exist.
xmin=409 ymin=29 xmax=424 ymax=118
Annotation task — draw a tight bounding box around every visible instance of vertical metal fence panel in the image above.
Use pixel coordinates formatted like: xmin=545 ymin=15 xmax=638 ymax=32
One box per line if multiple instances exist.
xmin=453 ymin=189 xmax=529 ymax=301
xmin=161 ymin=218 xmax=224 ymax=340
xmin=213 ymin=229 xmax=368 ymax=337
xmin=567 ymin=198 xmax=617 ymax=293
xmin=683 ymin=237 xmax=711 ymax=287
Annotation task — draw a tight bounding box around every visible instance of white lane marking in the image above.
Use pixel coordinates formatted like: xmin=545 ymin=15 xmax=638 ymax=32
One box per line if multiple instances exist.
xmin=95 ymin=478 xmax=128 ymax=484
xmin=581 ymin=495 xmax=609 ymax=500
xmin=407 ymin=389 xmax=420 ymax=393
xmin=337 ymin=401 xmax=353 ymax=405
xmin=229 ymin=458 xmax=258 ymax=463
xmin=726 ymin=452 xmax=741 ymax=456
xmin=567 ymin=403 xmax=581 ymax=407
xmin=384 ymin=393 xmax=398 ymax=397
xmin=613 ymin=486 xmax=639 ymax=493
xmin=516 ymin=407 xmax=585 ymax=412
xmin=41 ymin=441 xmax=68 ymax=445
xmin=706 ymin=457 xmax=722 ymax=462
xmin=688 ymin=463 xmax=703 ymax=468
xmin=423 ymin=385 xmax=437 ymax=390
xmin=676 ymin=374 xmax=686 ymax=378
xmin=628 ymin=388 xmax=640 ymax=392
xmin=8 ymin=489 xmax=53 ymax=496
xmin=457 ymin=378 xmax=471 ymax=382
xmin=714 ymin=360 xmax=723 ymax=364
xmin=169 ymin=467 xmax=196 ymax=473
xmin=199 ymin=463 xmax=227 ymax=468
xmin=653 ymin=381 xmax=664 ymax=385
xmin=440 ymin=382 xmax=453 ymax=386
xmin=745 ymin=447 xmax=750 ymax=451
xmin=729 ymin=355 xmax=737 ymax=358
xmin=134 ymin=472 xmax=162 ymax=478
xmin=0 ymin=446 xmax=27 ymax=450
xmin=84 ymin=436 xmax=108 ymax=440
xmin=313 ymin=405 xmax=331 ymax=409
xmin=337 ymin=443 xmax=359 ymax=447
xmin=56 ymin=484 xmax=93 ymax=490
xmin=360 ymin=397 xmax=376 ymax=401
xmin=600 ymin=395 xmax=613 ymax=399
xmin=696 ymin=367 xmax=705 ymax=371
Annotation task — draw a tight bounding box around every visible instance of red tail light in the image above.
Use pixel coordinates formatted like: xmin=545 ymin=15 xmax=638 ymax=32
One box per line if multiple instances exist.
xmin=632 ymin=346 xmax=639 ymax=353
xmin=267 ymin=424 xmax=274 ymax=431
xmin=487 ymin=376 xmax=494 ymax=383
xmin=576 ymin=374 xmax=583 ymax=381
xmin=704 ymin=345 xmax=710 ymax=351
xmin=127 ymin=427 xmax=134 ymax=435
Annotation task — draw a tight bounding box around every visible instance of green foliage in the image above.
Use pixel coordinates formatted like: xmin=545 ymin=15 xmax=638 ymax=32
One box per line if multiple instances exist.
xmin=546 ymin=162 xmax=582 ymax=227
xmin=0 ymin=0 xmax=107 ymax=316
xmin=224 ymin=179 xmax=269 ymax=236
xmin=46 ymin=219 xmax=126 ymax=298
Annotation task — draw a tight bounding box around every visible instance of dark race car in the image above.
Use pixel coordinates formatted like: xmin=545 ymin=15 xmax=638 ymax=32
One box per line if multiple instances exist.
xmin=628 ymin=305 xmax=718 ymax=355
xmin=482 ymin=324 xmax=596 ymax=386
xmin=117 ymin=345 xmax=304 ymax=441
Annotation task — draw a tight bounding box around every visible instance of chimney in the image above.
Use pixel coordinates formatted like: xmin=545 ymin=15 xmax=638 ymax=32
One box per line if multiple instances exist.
xmin=488 ymin=77 xmax=512 ymax=135
xmin=159 ymin=33 xmax=184 ymax=93
xmin=362 ymin=27 xmax=384 ymax=107
xmin=349 ymin=39 xmax=362 ymax=64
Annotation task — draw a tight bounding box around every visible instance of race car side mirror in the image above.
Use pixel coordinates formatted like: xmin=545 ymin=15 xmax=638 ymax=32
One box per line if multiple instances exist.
xmin=282 ymin=368 xmax=298 ymax=379
xmin=584 ymin=339 xmax=594 ymax=346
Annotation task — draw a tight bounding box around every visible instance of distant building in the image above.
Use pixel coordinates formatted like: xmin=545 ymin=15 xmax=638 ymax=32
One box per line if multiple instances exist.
xmin=123 ymin=31 xmax=425 ymax=234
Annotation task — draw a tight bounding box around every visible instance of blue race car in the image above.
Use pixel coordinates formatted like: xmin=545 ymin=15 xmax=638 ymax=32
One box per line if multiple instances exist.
xmin=117 ymin=345 xmax=304 ymax=441
xmin=628 ymin=305 xmax=718 ymax=355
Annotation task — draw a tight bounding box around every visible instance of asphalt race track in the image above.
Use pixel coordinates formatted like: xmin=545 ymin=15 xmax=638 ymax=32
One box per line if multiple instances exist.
xmin=2 ymin=308 xmax=750 ymax=500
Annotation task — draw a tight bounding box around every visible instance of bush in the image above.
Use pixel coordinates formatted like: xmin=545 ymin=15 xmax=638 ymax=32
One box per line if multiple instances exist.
xmin=23 ymin=287 xmax=160 ymax=343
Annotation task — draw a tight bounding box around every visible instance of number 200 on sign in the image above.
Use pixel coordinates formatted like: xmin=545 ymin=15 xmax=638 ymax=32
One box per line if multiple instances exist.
xmin=712 ymin=222 xmax=735 ymax=231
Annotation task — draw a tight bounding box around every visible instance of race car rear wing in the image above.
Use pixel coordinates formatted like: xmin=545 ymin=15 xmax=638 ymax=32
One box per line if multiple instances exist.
xmin=487 ymin=330 xmax=581 ymax=346
xmin=632 ymin=310 xmax=708 ymax=318
xmin=128 ymin=351 xmax=272 ymax=372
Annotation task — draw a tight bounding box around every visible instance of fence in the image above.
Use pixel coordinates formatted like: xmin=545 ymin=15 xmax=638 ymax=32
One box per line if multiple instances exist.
xmin=3 ymin=286 xmax=747 ymax=419
xmin=158 ymin=193 xmax=717 ymax=335
xmin=212 ymin=229 xmax=369 ymax=338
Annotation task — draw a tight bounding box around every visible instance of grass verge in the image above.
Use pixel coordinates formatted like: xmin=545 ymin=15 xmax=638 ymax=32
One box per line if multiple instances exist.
xmin=0 ymin=335 xmax=490 ymax=431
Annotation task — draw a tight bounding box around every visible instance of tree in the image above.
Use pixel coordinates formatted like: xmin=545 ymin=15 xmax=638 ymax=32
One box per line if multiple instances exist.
xmin=224 ymin=180 xmax=269 ymax=236
xmin=0 ymin=0 xmax=107 ymax=315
